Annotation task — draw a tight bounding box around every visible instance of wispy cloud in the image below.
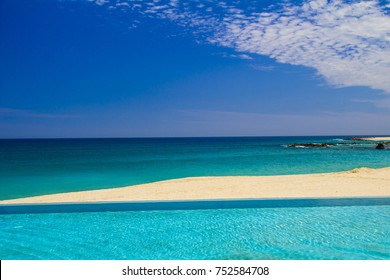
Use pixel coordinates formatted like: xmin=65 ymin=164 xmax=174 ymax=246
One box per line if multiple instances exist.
xmin=0 ymin=108 xmax=79 ymax=119
xmin=214 ymin=0 xmax=390 ymax=93
xmin=89 ymin=0 xmax=390 ymax=93
xmin=250 ymin=64 xmax=276 ymax=72
xmin=220 ymin=52 xmax=253 ymax=60
xmin=232 ymin=54 xmax=253 ymax=60
xmin=94 ymin=0 xmax=109 ymax=6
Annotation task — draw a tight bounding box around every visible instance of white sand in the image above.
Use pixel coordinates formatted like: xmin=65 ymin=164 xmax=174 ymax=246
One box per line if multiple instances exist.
xmin=359 ymin=137 xmax=390 ymax=141
xmin=1 ymin=167 xmax=390 ymax=204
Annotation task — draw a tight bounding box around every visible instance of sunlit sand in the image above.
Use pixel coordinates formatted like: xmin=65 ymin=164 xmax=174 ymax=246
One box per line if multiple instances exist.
xmin=2 ymin=167 xmax=390 ymax=204
xmin=359 ymin=137 xmax=390 ymax=141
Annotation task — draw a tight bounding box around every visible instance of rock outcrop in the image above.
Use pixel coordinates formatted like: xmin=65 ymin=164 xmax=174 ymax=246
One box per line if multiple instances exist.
xmin=376 ymin=143 xmax=385 ymax=150
xmin=288 ymin=143 xmax=335 ymax=148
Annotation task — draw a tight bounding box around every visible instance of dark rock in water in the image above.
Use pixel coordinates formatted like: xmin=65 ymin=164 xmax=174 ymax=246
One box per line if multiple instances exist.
xmin=289 ymin=140 xmax=388 ymax=150
xmin=376 ymin=143 xmax=385 ymax=150
xmin=346 ymin=137 xmax=365 ymax=141
xmin=336 ymin=142 xmax=358 ymax=145
xmin=288 ymin=143 xmax=335 ymax=148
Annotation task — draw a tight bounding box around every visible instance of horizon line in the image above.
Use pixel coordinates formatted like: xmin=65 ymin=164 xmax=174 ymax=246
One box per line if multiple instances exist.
xmin=1 ymin=134 xmax=389 ymax=140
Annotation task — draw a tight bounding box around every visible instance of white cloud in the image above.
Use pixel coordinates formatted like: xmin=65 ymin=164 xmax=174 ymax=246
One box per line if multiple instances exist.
xmin=250 ymin=64 xmax=275 ymax=72
xmin=91 ymin=0 xmax=390 ymax=93
xmin=223 ymin=53 xmax=253 ymax=60
xmin=236 ymin=54 xmax=252 ymax=60
xmin=213 ymin=0 xmax=390 ymax=93
xmin=95 ymin=0 xmax=109 ymax=6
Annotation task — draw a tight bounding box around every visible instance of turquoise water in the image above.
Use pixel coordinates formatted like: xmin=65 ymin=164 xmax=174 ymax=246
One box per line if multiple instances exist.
xmin=1 ymin=137 xmax=389 ymax=200
xmin=1 ymin=206 xmax=389 ymax=260
xmin=1 ymin=137 xmax=389 ymax=260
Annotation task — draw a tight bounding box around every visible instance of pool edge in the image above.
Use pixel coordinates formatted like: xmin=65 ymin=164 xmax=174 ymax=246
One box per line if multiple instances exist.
xmin=1 ymin=196 xmax=390 ymax=214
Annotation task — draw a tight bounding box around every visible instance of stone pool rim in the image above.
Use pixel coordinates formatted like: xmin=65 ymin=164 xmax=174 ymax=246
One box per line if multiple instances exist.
xmin=1 ymin=196 xmax=390 ymax=215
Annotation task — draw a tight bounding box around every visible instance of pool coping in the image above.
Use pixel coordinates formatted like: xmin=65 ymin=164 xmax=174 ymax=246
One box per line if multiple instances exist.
xmin=1 ymin=196 xmax=390 ymax=214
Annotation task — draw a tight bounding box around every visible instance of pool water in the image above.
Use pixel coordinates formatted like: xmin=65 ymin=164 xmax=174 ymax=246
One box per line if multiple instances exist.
xmin=1 ymin=205 xmax=389 ymax=260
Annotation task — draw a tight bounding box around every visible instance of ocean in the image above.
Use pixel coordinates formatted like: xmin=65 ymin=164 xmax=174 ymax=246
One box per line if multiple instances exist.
xmin=1 ymin=136 xmax=389 ymax=200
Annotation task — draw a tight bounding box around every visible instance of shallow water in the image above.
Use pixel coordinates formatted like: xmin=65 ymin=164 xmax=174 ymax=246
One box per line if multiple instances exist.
xmin=1 ymin=205 xmax=389 ymax=260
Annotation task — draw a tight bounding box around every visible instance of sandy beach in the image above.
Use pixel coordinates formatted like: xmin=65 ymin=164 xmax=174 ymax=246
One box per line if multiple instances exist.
xmin=358 ymin=137 xmax=390 ymax=141
xmin=1 ymin=167 xmax=390 ymax=204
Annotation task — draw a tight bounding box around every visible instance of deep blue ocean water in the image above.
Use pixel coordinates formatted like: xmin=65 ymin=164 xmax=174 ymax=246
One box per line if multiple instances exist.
xmin=0 ymin=136 xmax=389 ymax=200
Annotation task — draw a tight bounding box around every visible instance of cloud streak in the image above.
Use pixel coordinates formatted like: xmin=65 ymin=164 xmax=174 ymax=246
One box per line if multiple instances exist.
xmin=0 ymin=108 xmax=79 ymax=119
xmin=90 ymin=0 xmax=390 ymax=93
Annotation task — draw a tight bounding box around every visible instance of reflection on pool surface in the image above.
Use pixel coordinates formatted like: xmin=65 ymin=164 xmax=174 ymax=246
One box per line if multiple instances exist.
xmin=1 ymin=205 xmax=389 ymax=260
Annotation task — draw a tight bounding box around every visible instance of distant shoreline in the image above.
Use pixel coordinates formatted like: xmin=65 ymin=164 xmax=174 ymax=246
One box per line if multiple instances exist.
xmin=2 ymin=167 xmax=390 ymax=205
xmin=354 ymin=137 xmax=390 ymax=141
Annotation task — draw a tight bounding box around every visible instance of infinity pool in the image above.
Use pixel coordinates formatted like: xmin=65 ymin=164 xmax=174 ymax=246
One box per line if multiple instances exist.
xmin=1 ymin=205 xmax=389 ymax=259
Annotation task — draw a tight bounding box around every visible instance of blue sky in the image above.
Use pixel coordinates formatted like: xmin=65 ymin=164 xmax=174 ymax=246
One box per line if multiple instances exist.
xmin=1 ymin=0 xmax=390 ymax=138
